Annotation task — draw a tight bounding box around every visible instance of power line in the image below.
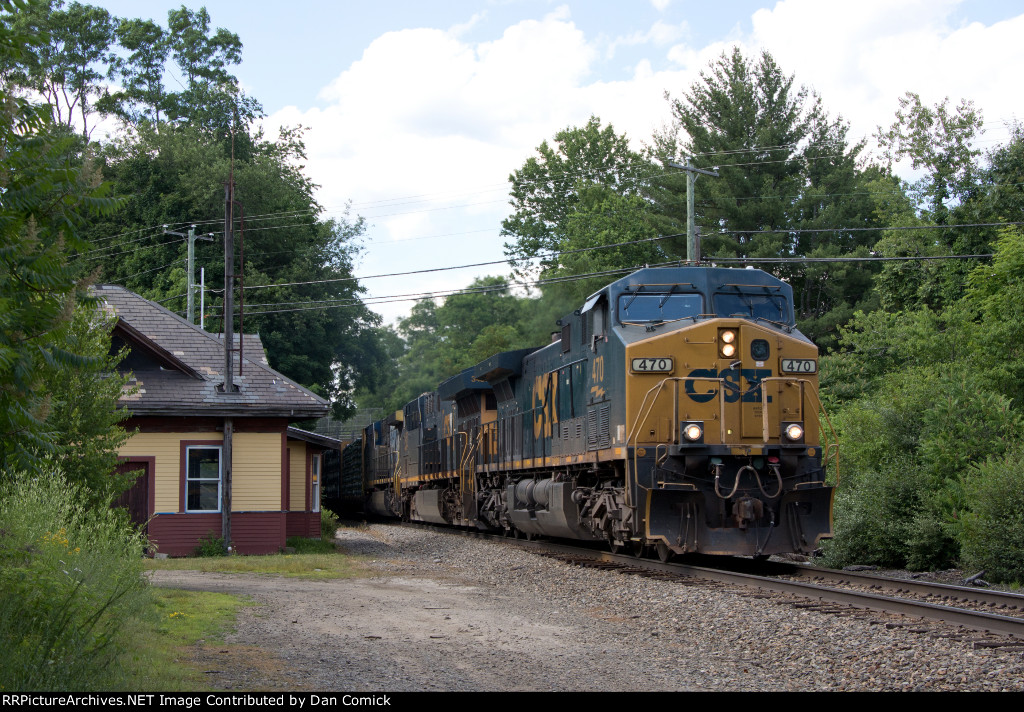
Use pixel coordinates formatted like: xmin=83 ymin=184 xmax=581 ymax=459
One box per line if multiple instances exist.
xmin=236 ymin=232 xmax=680 ymax=292
xmin=199 ymin=220 xmax=1024 ymax=301
xmin=202 ymin=249 xmax=1000 ymax=319
xmin=711 ymin=220 xmax=1024 ymax=237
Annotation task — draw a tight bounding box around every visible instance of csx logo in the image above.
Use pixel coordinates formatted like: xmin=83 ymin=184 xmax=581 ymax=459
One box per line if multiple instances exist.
xmin=684 ymin=368 xmax=773 ymax=403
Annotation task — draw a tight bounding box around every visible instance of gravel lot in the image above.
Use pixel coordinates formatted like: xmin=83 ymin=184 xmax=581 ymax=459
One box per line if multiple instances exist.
xmin=149 ymin=524 xmax=1024 ymax=692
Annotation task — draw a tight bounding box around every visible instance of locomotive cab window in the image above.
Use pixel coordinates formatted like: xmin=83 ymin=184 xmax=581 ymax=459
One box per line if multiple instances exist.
xmin=618 ymin=292 xmax=702 ymax=324
xmin=713 ymin=287 xmax=790 ymax=324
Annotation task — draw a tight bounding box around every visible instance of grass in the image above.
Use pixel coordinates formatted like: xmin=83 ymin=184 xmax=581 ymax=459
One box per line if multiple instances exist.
xmin=115 ymin=587 xmax=252 ymax=690
xmin=286 ymin=536 xmax=341 ymax=554
xmin=126 ymin=540 xmax=374 ymax=688
xmin=144 ymin=541 xmax=374 ymax=580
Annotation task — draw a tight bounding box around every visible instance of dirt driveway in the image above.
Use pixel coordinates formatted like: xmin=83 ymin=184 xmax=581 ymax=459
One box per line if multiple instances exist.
xmin=148 ymin=524 xmax=1024 ymax=692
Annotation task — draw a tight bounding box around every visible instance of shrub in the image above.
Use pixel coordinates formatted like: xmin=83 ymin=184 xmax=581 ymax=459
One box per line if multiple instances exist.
xmin=960 ymin=451 xmax=1024 ymax=584
xmin=194 ymin=531 xmax=228 ymax=557
xmin=0 ymin=467 xmax=150 ymax=690
xmin=822 ymin=365 xmax=1024 ymax=571
xmin=321 ymin=507 xmax=340 ymax=542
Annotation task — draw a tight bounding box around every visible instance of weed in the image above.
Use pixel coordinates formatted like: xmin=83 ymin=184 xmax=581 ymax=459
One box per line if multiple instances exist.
xmin=0 ymin=467 xmax=150 ymax=690
xmin=194 ymin=531 xmax=229 ymax=557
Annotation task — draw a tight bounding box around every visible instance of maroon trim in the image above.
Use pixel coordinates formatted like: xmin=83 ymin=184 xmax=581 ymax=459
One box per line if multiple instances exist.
xmin=116 ymin=456 xmax=155 ymax=528
xmin=286 ymin=511 xmax=319 ymax=538
xmin=179 ymin=439 xmax=223 ymax=513
xmin=126 ymin=416 xmax=222 ymax=432
xmin=235 ymin=418 xmax=288 ymax=433
xmin=125 ymin=416 xmax=289 ymax=433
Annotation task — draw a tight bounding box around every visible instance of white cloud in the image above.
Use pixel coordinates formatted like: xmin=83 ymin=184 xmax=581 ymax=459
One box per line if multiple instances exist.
xmin=651 ymin=0 xmax=671 ymax=11
xmin=449 ymin=11 xmax=486 ymax=37
xmin=263 ymin=1 xmax=1024 ymax=323
xmin=735 ymin=0 xmax=1023 ymax=152
xmin=607 ymin=20 xmax=689 ymax=59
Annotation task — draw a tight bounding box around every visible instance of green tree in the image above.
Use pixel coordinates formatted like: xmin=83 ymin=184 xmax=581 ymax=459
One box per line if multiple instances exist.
xmin=502 ymin=116 xmax=666 ymax=282
xmin=876 ymin=92 xmax=983 ymax=222
xmin=0 ymin=0 xmax=122 ymax=475
xmin=162 ymin=5 xmax=260 ymax=136
xmin=658 ymin=48 xmax=813 ymax=253
xmin=821 ymin=226 xmax=1024 ymax=576
xmin=363 ymin=277 xmax=534 ymax=413
xmin=656 ymin=47 xmax=900 ymax=346
xmin=37 ymin=304 xmax=133 ymax=504
xmin=100 ymin=17 xmax=170 ymax=125
xmin=1 ymin=0 xmax=116 ymax=139
xmin=86 ymin=123 xmax=384 ymax=418
xmin=872 ymin=95 xmax=993 ymax=313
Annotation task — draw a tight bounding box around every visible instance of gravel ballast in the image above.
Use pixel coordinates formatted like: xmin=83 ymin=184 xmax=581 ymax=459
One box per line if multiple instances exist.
xmin=148 ymin=524 xmax=1024 ymax=692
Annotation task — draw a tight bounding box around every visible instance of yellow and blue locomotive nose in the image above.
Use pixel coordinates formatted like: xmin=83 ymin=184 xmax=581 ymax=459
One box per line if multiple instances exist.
xmin=624 ymin=319 xmax=833 ymax=556
xmin=624 ymin=319 xmax=820 ymax=449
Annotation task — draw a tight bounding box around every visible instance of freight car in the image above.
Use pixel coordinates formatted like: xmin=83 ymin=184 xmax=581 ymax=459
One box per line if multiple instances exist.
xmin=341 ymin=266 xmax=837 ymax=560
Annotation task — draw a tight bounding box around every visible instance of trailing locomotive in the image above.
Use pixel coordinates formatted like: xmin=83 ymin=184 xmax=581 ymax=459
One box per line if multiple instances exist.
xmin=341 ymin=266 xmax=837 ymax=559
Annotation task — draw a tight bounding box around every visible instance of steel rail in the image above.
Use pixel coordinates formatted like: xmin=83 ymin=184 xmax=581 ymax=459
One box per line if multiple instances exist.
xmin=400 ymin=523 xmax=1024 ymax=638
xmin=782 ymin=565 xmax=1024 ymax=612
xmin=521 ymin=539 xmax=1024 ymax=638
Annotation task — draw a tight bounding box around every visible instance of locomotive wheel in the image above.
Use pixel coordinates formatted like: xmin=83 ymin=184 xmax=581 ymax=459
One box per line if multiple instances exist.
xmin=631 ymin=540 xmax=647 ymax=559
xmin=656 ymin=540 xmax=674 ymax=563
xmin=607 ymin=534 xmax=624 ymax=555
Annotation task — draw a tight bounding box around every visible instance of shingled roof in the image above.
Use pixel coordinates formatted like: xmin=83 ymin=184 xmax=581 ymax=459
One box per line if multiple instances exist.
xmin=96 ymin=285 xmax=329 ymax=419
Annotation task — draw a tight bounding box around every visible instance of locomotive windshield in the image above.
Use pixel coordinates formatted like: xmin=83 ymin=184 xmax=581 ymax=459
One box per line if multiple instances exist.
xmin=713 ymin=289 xmax=790 ymax=324
xmin=618 ymin=292 xmax=703 ymax=323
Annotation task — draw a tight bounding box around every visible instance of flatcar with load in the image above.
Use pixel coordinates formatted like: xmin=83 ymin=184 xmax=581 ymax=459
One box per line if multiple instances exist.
xmin=341 ymin=266 xmax=837 ymax=559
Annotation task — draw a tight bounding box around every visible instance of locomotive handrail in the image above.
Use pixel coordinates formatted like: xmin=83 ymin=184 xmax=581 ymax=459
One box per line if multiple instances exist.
xmin=756 ymin=377 xmax=839 ymax=484
xmin=625 ymin=376 xmax=726 ymax=510
xmin=392 ymin=431 xmax=406 ymax=494
xmin=625 ymin=374 xmax=840 ymax=506
xmin=456 ymin=431 xmax=474 ymax=500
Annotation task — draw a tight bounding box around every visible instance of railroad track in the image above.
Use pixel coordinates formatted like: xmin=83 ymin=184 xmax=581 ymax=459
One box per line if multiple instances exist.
xmin=530 ymin=541 xmax=1024 ymax=643
xmin=397 ymin=522 xmax=1024 ymax=645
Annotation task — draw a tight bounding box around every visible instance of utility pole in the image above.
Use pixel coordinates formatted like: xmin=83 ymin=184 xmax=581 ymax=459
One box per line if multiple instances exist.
xmin=163 ymin=225 xmax=212 ymax=324
xmin=667 ymin=158 xmax=719 ymax=263
xmin=223 ymin=182 xmax=235 ymax=394
xmin=222 ymin=179 xmax=235 ymax=552
xmin=199 ymin=267 xmax=205 ymax=330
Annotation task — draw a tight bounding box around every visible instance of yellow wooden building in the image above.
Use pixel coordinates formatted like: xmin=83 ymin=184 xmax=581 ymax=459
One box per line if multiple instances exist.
xmin=99 ymin=285 xmax=337 ymax=555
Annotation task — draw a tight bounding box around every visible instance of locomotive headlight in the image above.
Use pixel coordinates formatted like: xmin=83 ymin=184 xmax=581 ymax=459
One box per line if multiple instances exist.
xmin=683 ymin=423 xmax=704 ymax=442
xmin=719 ymin=329 xmax=738 ymax=358
xmin=784 ymin=423 xmax=805 ymax=441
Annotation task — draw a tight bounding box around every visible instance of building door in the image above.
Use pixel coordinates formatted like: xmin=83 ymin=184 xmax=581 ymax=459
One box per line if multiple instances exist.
xmin=114 ymin=460 xmax=151 ymax=533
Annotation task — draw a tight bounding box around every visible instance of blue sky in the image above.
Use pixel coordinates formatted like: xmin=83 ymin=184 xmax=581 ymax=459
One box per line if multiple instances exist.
xmin=93 ymin=1 xmax=1024 ymax=324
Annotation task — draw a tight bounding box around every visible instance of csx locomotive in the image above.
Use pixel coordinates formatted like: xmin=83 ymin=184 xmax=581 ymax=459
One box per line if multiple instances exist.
xmin=340 ymin=266 xmax=837 ymax=559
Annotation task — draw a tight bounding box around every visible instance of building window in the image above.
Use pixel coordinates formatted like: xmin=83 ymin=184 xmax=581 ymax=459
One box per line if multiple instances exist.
xmin=311 ymin=453 xmax=321 ymax=513
xmin=186 ymin=446 xmax=221 ymax=512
